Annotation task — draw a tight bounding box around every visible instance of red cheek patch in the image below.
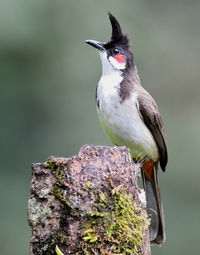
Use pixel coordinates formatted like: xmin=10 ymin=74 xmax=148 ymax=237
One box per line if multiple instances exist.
xmin=114 ymin=54 xmax=126 ymax=63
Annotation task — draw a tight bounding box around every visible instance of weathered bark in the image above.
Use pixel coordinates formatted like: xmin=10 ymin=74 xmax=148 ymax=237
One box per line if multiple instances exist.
xmin=28 ymin=145 xmax=151 ymax=255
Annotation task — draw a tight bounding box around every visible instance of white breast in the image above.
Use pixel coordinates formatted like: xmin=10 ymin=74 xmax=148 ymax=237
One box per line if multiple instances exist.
xmin=97 ymin=72 xmax=159 ymax=161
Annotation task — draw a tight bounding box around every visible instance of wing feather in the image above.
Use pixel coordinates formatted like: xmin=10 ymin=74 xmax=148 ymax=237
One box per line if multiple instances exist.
xmin=137 ymin=94 xmax=168 ymax=171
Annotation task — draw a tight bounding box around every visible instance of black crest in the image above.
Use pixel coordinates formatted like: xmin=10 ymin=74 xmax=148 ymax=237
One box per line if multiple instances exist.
xmin=106 ymin=13 xmax=129 ymax=47
xmin=103 ymin=13 xmax=135 ymax=73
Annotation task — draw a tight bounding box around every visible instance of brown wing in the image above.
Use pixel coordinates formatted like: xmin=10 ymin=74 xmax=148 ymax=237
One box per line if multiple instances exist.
xmin=137 ymin=93 xmax=168 ymax=171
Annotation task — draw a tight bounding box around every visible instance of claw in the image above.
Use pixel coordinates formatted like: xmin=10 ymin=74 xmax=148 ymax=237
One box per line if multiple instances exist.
xmin=135 ymin=152 xmax=143 ymax=163
xmin=137 ymin=154 xmax=149 ymax=166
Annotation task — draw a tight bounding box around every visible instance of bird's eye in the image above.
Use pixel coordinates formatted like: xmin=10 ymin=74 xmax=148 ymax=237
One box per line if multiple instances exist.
xmin=113 ymin=48 xmax=119 ymax=54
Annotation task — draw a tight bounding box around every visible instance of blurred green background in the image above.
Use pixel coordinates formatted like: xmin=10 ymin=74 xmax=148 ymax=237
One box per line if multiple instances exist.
xmin=0 ymin=0 xmax=200 ymax=254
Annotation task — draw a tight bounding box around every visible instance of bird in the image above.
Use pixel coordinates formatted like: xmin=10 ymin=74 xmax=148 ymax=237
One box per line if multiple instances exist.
xmin=85 ymin=13 xmax=168 ymax=245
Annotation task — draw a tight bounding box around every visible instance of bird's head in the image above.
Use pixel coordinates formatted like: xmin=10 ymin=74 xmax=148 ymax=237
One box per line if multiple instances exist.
xmin=86 ymin=13 xmax=134 ymax=74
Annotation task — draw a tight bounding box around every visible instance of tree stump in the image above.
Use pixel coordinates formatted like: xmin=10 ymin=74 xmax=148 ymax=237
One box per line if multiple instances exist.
xmin=28 ymin=145 xmax=151 ymax=255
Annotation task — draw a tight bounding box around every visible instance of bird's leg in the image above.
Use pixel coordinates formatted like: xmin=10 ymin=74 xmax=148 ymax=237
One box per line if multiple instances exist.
xmin=134 ymin=154 xmax=149 ymax=179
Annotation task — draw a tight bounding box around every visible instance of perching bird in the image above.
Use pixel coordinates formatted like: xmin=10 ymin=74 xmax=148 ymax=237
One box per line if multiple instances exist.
xmin=85 ymin=13 xmax=168 ymax=245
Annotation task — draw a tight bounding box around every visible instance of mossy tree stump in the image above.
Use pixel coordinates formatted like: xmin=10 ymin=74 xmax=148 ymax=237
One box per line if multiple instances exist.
xmin=28 ymin=145 xmax=151 ymax=255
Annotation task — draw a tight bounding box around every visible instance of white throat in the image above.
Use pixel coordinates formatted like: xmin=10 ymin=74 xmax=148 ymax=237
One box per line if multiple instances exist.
xmin=97 ymin=52 xmax=123 ymax=107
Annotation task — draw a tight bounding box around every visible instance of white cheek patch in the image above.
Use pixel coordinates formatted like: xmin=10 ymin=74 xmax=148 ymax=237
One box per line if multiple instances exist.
xmin=109 ymin=56 xmax=126 ymax=70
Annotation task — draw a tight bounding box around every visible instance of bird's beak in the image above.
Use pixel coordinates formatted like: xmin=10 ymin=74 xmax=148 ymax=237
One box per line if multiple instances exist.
xmin=85 ymin=40 xmax=105 ymax=51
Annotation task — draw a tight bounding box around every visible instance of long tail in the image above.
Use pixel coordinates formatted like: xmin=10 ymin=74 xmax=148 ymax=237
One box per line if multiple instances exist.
xmin=142 ymin=163 xmax=166 ymax=245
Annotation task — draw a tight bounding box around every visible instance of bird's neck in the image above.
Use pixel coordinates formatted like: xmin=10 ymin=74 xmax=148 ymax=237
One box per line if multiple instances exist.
xmin=97 ymin=65 xmax=142 ymax=107
xmin=98 ymin=68 xmax=123 ymax=100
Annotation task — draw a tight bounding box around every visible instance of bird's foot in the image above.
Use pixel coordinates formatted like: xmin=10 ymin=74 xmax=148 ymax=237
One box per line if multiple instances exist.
xmin=136 ymin=154 xmax=149 ymax=167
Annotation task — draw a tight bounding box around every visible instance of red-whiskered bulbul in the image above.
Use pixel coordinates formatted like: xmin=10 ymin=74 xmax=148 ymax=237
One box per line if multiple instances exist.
xmin=85 ymin=13 xmax=168 ymax=245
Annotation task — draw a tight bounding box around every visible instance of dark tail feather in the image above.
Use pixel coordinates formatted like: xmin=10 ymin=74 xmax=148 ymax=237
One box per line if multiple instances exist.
xmin=142 ymin=163 xmax=166 ymax=245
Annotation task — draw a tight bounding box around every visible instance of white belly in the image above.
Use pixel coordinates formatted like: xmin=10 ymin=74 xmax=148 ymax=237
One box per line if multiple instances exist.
xmin=97 ymin=83 xmax=159 ymax=161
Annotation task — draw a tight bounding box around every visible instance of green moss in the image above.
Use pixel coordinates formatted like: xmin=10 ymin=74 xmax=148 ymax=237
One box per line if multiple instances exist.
xmin=45 ymin=159 xmax=64 ymax=185
xmin=83 ymin=228 xmax=98 ymax=243
xmin=45 ymin=159 xmax=71 ymax=208
xmin=85 ymin=181 xmax=93 ymax=190
xmin=55 ymin=166 xmax=63 ymax=184
xmin=53 ymin=185 xmax=72 ymax=209
xmin=81 ymin=185 xmax=149 ymax=255
xmin=44 ymin=160 xmax=57 ymax=171
xmin=98 ymin=191 xmax=107 ymax=204
xmin=110 ymin=186 xmax=149 ymax=253
xmin=88 ymin=210 xmax=105 ymax=218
